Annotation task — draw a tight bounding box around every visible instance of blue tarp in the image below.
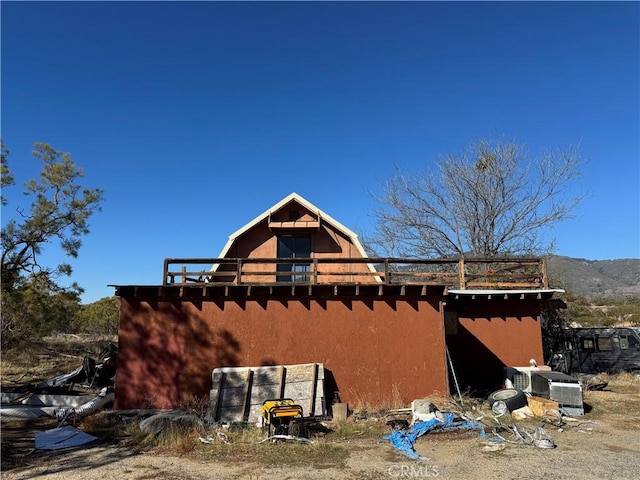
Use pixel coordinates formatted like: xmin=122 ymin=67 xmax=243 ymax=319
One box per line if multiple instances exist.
xmin=384 ymin=413 xmax=486 ymax=460
xmin=35 ymin=426 xmax=97 ymax=450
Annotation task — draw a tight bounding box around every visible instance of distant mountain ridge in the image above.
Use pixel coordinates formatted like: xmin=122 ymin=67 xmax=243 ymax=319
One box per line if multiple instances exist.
xmin=547 ymin=255 xmax=640 ymax=297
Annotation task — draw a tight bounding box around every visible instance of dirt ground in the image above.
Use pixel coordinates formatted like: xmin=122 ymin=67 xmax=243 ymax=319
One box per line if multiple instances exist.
xmin=1 ymin=337 xmax=639 ymax=480
xmin=2 ymin=387 xmax=639 ymax=480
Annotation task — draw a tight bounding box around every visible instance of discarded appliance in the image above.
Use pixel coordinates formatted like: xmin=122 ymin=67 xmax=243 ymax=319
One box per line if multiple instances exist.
xmin=528 ymin=371 xmax=584 ymax=416
xmin=260 ymin=398 xmax=307 ymax=438
xmin=208 ymin=363 xmax=325 ymax=425
xmin=503 ymin=364 xmax=584 ymax=416
xmin=504 ymin=363 xmax=552 ymax=392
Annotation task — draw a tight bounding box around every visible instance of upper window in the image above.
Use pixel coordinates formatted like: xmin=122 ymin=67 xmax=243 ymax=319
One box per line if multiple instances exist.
xmin=277 ymin=235 xmax=311 ymax=282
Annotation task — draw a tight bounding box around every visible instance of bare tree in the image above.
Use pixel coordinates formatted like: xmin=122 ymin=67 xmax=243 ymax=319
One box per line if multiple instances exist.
xmin=367 ymin=138 xmax=584 ymax=258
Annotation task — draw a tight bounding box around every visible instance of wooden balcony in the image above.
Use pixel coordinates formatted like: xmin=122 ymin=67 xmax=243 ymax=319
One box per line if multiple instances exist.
xmin=162 ymin=257 xmax=549 ymax=291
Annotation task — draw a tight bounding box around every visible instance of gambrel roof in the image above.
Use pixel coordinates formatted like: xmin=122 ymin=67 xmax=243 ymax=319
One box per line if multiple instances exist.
xmin=218 ymin=192 xmax=370 ymax=259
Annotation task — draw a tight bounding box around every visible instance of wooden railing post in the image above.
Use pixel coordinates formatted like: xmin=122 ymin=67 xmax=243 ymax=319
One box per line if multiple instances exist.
xmin=163 ymin=258 xmax=169 ymax=285
xmin=313 ymin=258 xmax=318 ymax=284
xmin=458 ymin=258 xmax=465 ymax=289
xmin=236 ymin=258 xmax=242 ymax=285
xmin=541 ymin=257 xmax=548 ymax=289
xmin=384 ymin=259 xmax=390 ymax=284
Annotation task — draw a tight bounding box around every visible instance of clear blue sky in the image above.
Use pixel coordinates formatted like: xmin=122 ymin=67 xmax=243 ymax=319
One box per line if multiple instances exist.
xmin=2 ymin=1 xmax=639 ymax=303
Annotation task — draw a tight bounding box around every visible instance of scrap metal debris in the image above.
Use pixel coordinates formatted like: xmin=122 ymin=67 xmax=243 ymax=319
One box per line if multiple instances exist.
xmin=54 ymin=387 xmax=115 ymax=423
xmin=489 ymin=425 xmax=556 ymax=449
xmin=1 ymin=343 xmax=117 ymax=422
xmin=36 ymin=343 xmax=117 ymax=392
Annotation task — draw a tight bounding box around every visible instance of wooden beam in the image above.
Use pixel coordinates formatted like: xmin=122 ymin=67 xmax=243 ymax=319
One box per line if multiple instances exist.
xmin=241 ymin=370 xmax=253 ymax=422
xmin=210 ymin=372 xmax=226 ymax=421
xmin=279 ymin=366 xmax=286 ymax=398
xmin=309 ymin=364 xmax=318 ymax=417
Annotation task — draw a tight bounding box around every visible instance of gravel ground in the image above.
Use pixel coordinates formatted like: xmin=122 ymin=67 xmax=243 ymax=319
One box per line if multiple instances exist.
xmin=2 ymin=388 xmax=639 ymax=480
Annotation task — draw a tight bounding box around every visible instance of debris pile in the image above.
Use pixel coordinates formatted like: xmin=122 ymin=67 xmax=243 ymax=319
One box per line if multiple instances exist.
xmin=381 ymin=389 xmax=579 ymax=460
xmin=1 ymin=343 xmax=117 ymax=422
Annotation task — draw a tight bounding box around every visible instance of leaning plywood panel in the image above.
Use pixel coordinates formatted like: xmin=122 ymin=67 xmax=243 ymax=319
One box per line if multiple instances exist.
xmin=208 ymin=363 xmax=325 ymax=424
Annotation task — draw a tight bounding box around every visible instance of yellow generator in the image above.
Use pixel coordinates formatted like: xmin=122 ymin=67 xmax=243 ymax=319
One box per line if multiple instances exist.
xmin=261 ymin=398 xmax=307 ymax=438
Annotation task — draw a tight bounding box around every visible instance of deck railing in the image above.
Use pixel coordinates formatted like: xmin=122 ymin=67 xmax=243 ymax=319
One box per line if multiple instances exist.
xmin=163 ymin=257 xmax=548 ymax=290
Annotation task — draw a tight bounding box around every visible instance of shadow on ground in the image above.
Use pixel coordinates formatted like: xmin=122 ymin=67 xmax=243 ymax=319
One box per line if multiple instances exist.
xmin=1 ymin=417 xmax=138 ymax=477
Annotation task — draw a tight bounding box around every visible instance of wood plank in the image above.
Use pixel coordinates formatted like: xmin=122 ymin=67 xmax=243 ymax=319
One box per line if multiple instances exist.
xmin=209 ymin=363 xmax=326 ymax=424
xmin=241 ymin=370 xmax=253 ymax=422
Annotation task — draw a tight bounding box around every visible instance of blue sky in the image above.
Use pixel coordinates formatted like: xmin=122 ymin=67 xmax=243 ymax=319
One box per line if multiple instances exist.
xmin=2 ymin=1 xmax=639 ymax=303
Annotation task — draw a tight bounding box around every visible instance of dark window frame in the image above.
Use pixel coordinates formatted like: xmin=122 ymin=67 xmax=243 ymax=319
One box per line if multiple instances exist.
xmin=597 ymin=336 xmax=613 ymax=351
xmin=277 ymin=235 xmax=312 ymax=282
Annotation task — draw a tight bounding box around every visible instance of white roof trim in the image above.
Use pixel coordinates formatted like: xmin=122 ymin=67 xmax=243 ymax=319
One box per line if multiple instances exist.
xmin=448 ymin=289 xmax=565 ymax=295
xmin=218 ymin=192 xmax=371 ymax=262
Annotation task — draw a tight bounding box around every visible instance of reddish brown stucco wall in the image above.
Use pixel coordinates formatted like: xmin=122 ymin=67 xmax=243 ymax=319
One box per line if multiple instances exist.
xmin=114 ymin=295 xmax=448 ymax=410
xmin=445 ymin=298 xmax=544 ymax=391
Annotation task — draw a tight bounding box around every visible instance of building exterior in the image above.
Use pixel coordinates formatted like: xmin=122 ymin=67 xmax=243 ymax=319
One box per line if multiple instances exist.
xmin=113 ymin=193 xmax=562 ymax=410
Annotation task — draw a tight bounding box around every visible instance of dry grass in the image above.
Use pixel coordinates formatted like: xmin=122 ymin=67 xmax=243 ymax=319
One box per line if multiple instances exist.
xmin=326 ymin=418 xmax=390 ymax=440
xmin=583 ymin=373 xmax=640 ymax=429
xmin=347 ymin=383 xmax=413 ymax=411
xmin=0 ymin=333 xmax=117 ymax=385
xmin=599 ymin=372 xmax=640 ymax=393
xmin=144 ymin=425 xmax=350 ymax=468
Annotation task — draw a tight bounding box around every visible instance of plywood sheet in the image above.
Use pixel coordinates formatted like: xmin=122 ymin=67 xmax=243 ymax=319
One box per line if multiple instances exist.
xmin=208 ymin=363 xmax=325 ymax=424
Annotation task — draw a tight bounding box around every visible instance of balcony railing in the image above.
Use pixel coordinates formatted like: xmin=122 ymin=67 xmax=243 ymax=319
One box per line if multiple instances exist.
xmin=162 ymin=257 xmax=549 ymax=290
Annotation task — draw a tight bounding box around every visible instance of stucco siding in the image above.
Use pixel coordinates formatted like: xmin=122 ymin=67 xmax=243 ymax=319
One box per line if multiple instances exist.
xmin=114 ymin=295 xmax=448 ymax=409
